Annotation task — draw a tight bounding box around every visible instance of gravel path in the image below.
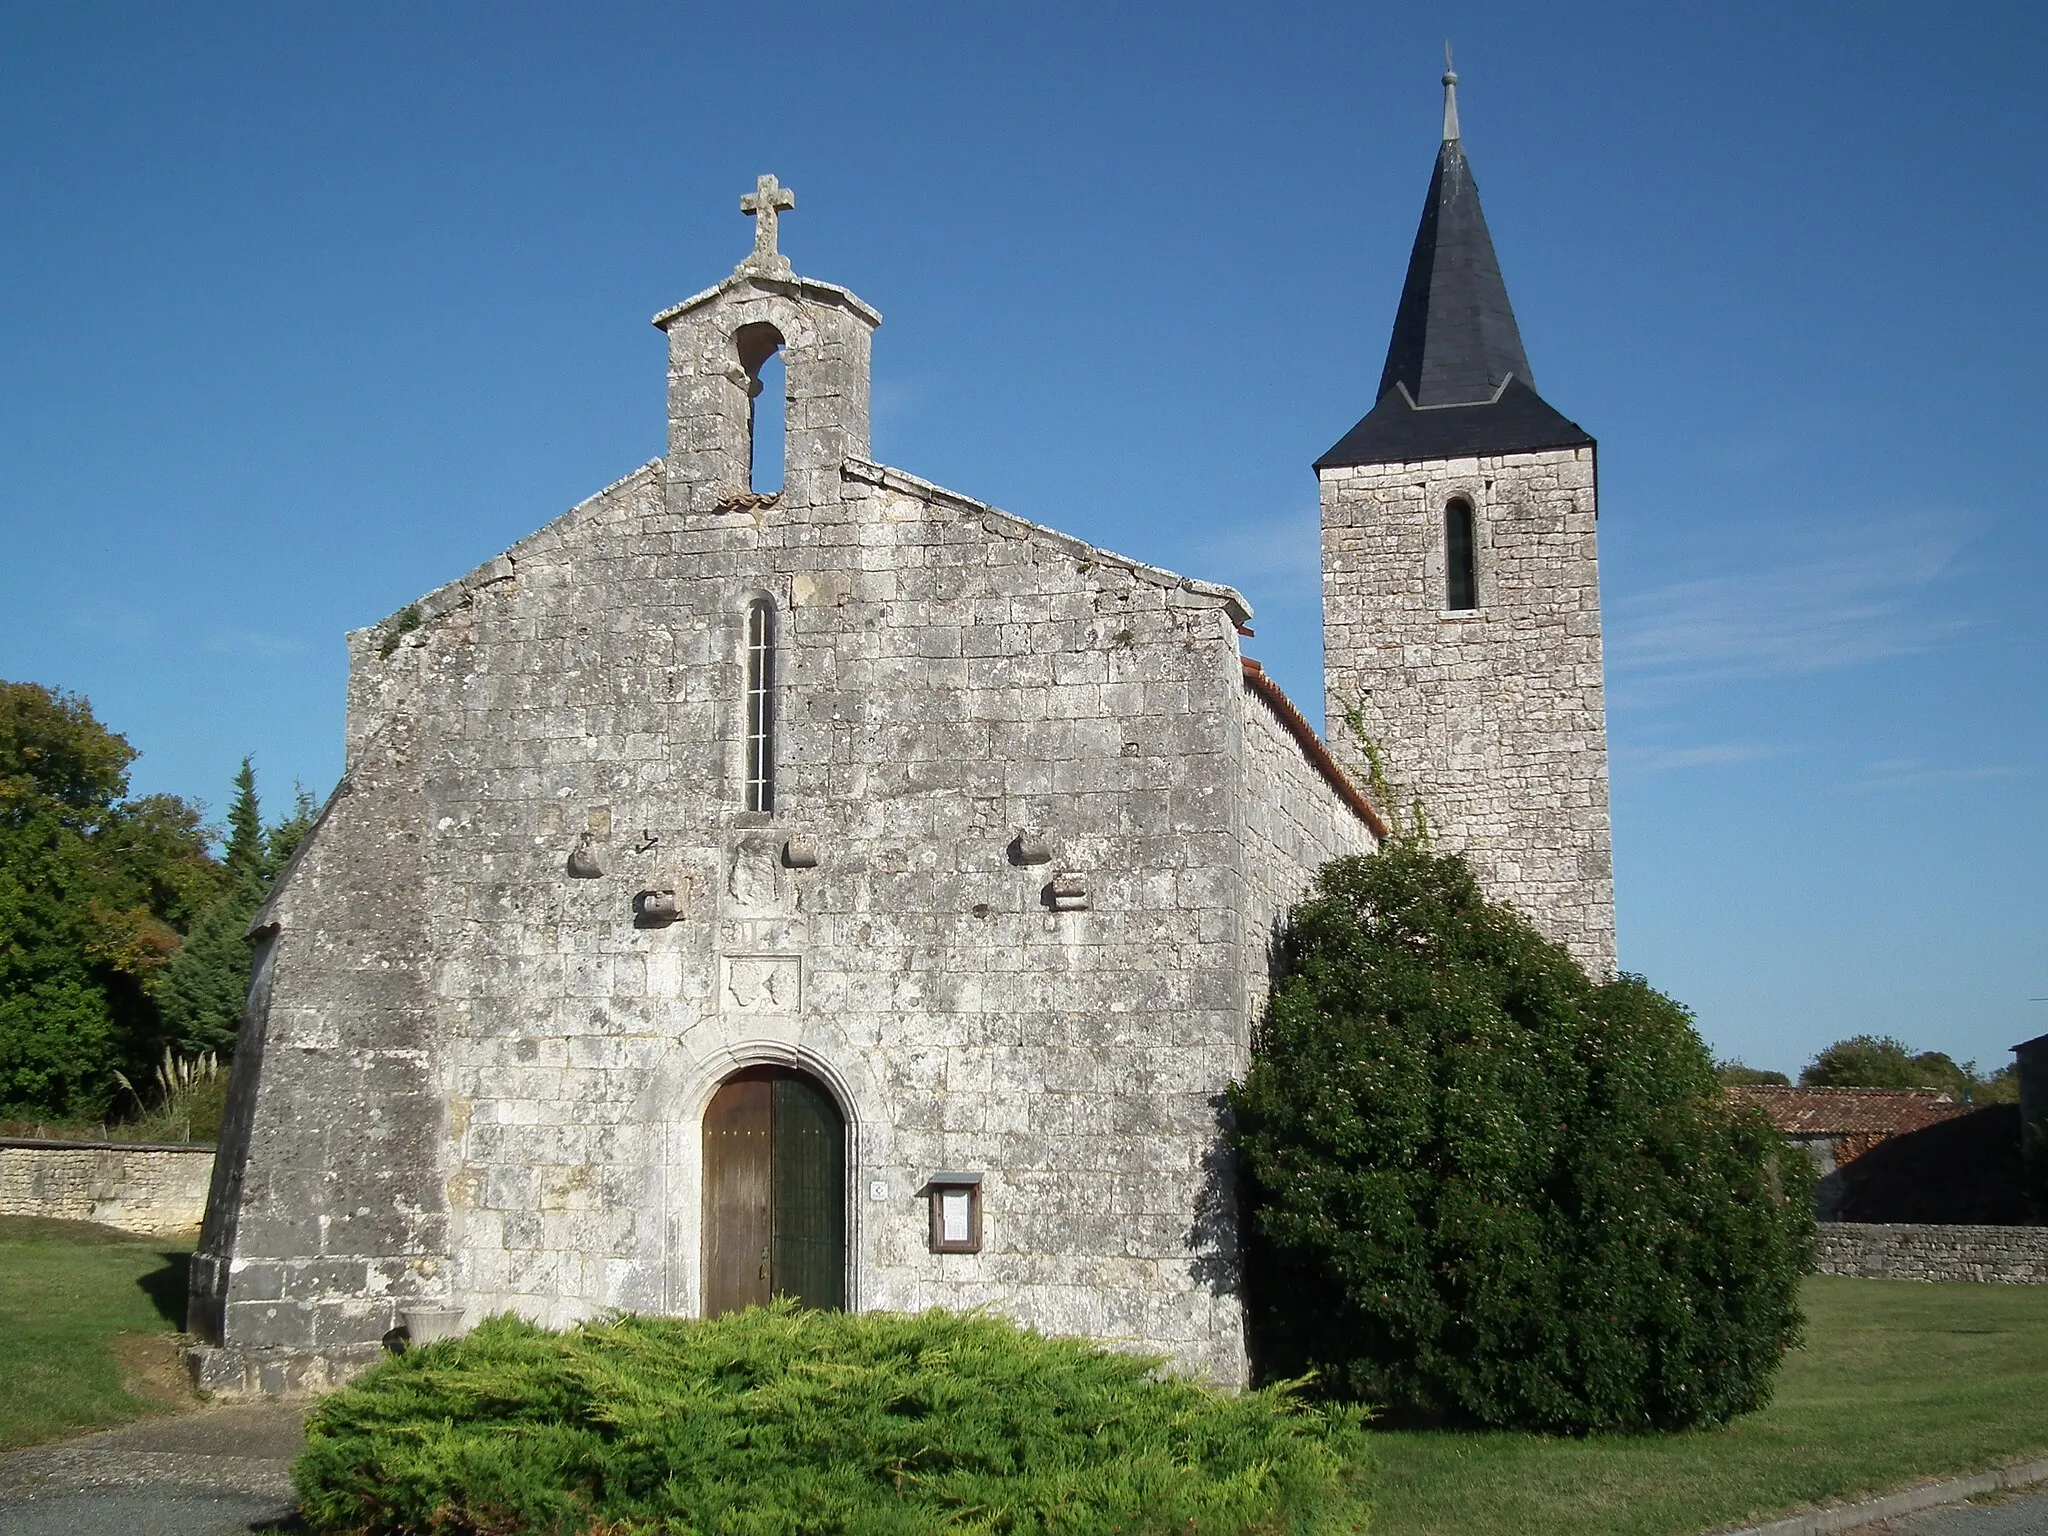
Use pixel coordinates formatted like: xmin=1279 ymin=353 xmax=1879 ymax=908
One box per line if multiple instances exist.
xmin=0 ymin=1404 xmax=308 ymax=1536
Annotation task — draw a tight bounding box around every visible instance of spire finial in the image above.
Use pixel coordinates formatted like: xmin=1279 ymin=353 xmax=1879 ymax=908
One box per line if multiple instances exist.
xmin=1441 ymin=42 xmax=1460 ymax=142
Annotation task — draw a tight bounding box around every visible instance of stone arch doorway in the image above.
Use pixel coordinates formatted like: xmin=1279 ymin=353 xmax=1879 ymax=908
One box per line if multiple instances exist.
xmin=701 ymin=1066 xmax=846 ymax=1315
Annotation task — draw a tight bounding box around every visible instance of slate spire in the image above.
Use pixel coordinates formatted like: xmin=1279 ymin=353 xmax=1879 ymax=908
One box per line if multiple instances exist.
xmin=1317 ymin=68 xmax=1591 ymax=470
xmin=1378 ymin=66 xmax=1533 ymax=407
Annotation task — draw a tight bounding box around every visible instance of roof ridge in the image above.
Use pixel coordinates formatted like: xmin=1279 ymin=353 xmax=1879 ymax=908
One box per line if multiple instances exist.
xmin=1241 ymin=657 xmax=1388 ymax=837
xmin=353 ymin=460 xmax=665 ymax=639
xmin=652 ymin=269 xmax=881 ymax=330
xmin=841 ymin=457 xmax=1254 ymax=626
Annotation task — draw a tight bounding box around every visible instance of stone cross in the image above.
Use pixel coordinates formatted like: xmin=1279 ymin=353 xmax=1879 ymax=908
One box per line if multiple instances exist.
xmin=738 ymin=174 xmax=796 ymax=275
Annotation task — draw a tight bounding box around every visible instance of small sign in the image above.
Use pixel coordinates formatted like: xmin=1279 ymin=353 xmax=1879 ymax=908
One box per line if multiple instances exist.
xmin=924 ymin=1171 xmax=984 ymax=1253
xmin=869 ymin=1181 xmax=890 ymax=1201
xmin=939 ymin=1188 xmax=972 ymax=1245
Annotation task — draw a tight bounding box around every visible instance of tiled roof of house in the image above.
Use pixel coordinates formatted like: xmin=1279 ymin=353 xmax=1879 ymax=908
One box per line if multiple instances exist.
xmin=1728 ymin=1086 xmax=1972 ymax=1138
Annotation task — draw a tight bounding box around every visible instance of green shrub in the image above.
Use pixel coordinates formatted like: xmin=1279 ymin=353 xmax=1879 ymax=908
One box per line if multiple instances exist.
xmin=294 ymin=1304 xmax=1370 ymax=1536
xmin=1228 ymin=845 xmax=1814 ymax=1434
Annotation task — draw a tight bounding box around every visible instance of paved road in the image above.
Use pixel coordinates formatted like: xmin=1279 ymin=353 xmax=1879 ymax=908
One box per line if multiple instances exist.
xmin=0 ymin=1404 xmax=307 ymax=1536
xmin=1847 ymin=1489 xmax=2048 ymax=1536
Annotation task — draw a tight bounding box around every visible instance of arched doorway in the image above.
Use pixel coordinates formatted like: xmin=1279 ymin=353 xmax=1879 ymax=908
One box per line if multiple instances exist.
xmin=701 ymin=1066 xmax=846 ymax=1315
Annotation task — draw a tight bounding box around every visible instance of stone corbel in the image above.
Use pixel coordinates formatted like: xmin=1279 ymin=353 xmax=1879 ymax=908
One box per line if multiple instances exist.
xmin=1044 ymin=872 xmax=1088 ymax=912
xmin=1009 ymin=830 xmax=1055 ymax=866
xmin=566 ymin=833 xmax=604 ymax=879
xmin=635 ymin=889 xmax=682 ymax=926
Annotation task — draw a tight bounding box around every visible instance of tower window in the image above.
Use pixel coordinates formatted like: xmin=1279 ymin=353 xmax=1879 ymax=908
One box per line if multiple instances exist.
xmin=744 ymin=598 xmax=776 ymax=813
xmin=1445 ymin=498 xmax=1478 ymax=611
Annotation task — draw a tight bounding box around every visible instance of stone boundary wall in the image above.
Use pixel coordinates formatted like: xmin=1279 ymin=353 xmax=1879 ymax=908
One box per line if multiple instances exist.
xmin=0 ymin=1138 xmax=215 ymax=1233
xmin=1816 ymin=1222 xmax=2048 ymax=1283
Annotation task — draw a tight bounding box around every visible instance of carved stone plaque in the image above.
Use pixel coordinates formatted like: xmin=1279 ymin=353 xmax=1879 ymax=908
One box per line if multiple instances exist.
xmin=720 ymin=955 xmax=800 ymax=1015
xmin=726 ymin=835 xmax=781 ymax=912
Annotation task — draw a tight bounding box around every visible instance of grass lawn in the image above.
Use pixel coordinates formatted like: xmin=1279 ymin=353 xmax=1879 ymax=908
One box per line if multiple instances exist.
xmin=0 ymin=1215 xmax=197 ymax=1450
xmin=1369 ymin=1275 xmax=2048 ymax=1536
xmin=5 ymin=1224 xmax=2043 ymax=1536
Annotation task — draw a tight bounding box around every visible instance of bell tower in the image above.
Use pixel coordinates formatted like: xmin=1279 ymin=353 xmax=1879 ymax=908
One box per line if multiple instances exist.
xmin=653 ymin=174 xmax=880 ymax=516
xmin=1318 ymin=68 xmax=1615 ymax=972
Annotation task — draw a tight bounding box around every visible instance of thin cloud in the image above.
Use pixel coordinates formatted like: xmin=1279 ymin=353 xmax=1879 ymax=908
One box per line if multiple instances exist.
xmin=869 ymin=377 xmax=920 ymax=425
xmin=1196 ymin=509 xmax=1321 ymax=597
xmin=1617 ymin=742 xmax=1791 ymax=774
xmin=60 ymin=602 xmax=308 ymax=662
xmin=1841 ymin=758 xmax=2028 ymax=794
xmin=204 ymin=628 xmax=307 ymax=661
xmin=1608 ymin=517 xmax=1975 ymax=689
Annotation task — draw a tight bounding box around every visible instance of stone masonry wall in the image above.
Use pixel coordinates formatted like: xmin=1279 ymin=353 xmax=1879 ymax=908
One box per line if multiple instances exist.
xmin=189 ymin=702 xmax=451 ymax=1396
xmin=1816 ymin=1223 xmax=2048 ymax=1283
xmin=1319 ymin=446 xmax=1614 ymax=972
xmin=0 ymin=1140 xmax=215 ymax=1233
xmin=1236 ymin=678 xmax=1380 ymax=1017
xmin=204 ymin=387 xmax=1297 ymax=1398
xmin=200 ymin=260 xmax=1398 ymax=1394
xmin=420 ymin=454 xmax=1242 ymax=1381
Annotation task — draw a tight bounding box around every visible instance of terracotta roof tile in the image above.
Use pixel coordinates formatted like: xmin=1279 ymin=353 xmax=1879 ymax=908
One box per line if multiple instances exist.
xmin=1727 ymin=1086 xmax=1972 ymax=1138
xmin=1241 ymin=658 xmax=1389 ymax=838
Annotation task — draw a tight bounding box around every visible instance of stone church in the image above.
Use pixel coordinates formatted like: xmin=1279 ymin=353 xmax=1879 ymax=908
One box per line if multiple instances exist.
xmin=191 ymin=72 xmax=1611 ymax=1395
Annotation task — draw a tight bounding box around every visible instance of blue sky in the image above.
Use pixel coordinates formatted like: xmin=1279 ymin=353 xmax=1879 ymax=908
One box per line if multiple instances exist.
xmin=2 ymin=2 xmax=2042 ymax=1077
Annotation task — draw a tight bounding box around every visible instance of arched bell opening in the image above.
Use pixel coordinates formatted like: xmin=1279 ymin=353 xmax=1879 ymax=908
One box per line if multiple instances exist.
xmin=701 ymin=1064 xmax=846 ymax=1315
xmin=734 ymin=322 xmax=787 ymax=495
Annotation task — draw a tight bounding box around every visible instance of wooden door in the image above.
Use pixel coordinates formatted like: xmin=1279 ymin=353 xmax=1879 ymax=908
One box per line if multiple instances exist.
xmin=772 ymin=1073 xmax=846 ymax=1311
xmin=702 ymin=1067 xmax=845 ymax=1316
xmin=702 ymin=1071 xmax=773 ymax=1316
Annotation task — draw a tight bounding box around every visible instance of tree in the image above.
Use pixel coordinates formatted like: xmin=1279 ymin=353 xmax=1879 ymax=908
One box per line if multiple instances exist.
xmin=0 ymin=977 xmax=117 ymax=1118
xmin=222 ymin=757 xmax=264 ymax=885
xmin=1717 ymin=1061 xmax=1791 ymax=1087
xmin=263 ymin=784 xmax=319 ymax=880
xmin=0 ymin=682 xmax=219 ymax=1116
xmin=1800 ymin=1035 xmax=1923 ymax=1089
xmin=1800 ymin=1036 xmax=1985 ymax=1101
xmin=153 ymin=894 xmax=258 ymax=1059
xmin=1228 ymin=844 xmax=1815 ymax=1434
xmin=157 ymin=768 xmax=321 ymax=1058
xmin=1976 ymin=1064 xmax=2021 ymax=1106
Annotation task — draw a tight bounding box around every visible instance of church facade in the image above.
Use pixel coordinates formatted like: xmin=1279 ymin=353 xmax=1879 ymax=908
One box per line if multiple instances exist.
xmin=191 ymin=77 xmax=1610 ymax=1395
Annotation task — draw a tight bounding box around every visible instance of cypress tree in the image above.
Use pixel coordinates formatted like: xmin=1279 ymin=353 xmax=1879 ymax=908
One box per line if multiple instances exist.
xmin=154 ymin=894 xmax=256 ymax=1057
xmin=157 ymin=766 xmax=320 ymax=1059
xmin=262 ymin=785 xmax=318 ymax=881
xmin=1228 ymin=844 xmax=1815 ymax=1433
xmin=222 ymin=757 xmax=263 ymax=885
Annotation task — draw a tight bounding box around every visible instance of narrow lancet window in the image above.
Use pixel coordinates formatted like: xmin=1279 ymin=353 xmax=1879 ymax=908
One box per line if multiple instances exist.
xmin=1445 ymin=498 xmax=1478 ymax=611
xmin=744 ymin=598 xmax=777 ymax=813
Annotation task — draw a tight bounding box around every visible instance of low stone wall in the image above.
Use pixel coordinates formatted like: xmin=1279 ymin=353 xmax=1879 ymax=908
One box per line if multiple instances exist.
xmin=1816 ymin=1222 xmax=2048 ymax=1283
xmin=0 ymin=1138 xmax=215 ymax=1233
